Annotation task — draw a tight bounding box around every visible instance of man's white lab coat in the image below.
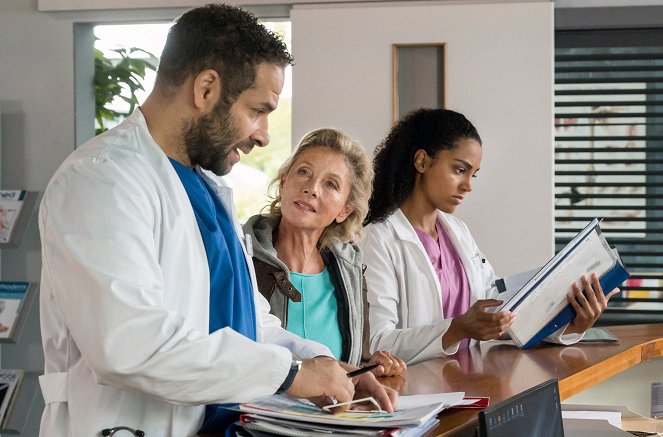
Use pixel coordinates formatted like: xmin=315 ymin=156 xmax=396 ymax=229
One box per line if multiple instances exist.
xmin=38 ymin=110 xmax=330 ymax=436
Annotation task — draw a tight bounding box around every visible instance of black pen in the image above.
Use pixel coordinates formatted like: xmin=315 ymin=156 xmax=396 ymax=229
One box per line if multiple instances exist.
xmin=346 ymin=364 xmax=380 ymax=378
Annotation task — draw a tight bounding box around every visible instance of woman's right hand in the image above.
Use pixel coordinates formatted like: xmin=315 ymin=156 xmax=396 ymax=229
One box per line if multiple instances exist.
xmin=442 ymin=299 xmax=515 ymax=348
xmin=368 ymin=350 xmax=407 ymax=377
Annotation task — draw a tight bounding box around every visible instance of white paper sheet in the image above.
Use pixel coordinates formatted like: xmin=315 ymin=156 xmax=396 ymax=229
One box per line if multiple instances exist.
xmin=396 ymin=392 xmax=465 ymax=410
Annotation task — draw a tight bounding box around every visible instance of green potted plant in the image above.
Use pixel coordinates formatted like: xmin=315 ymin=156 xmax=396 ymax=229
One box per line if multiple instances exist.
xmin=94 ymin=45 xmax=157 ymax=135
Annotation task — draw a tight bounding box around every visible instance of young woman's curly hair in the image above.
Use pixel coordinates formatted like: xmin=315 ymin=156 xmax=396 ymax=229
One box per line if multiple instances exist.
xmin=364 ymin=108 xmax=481 ymax=225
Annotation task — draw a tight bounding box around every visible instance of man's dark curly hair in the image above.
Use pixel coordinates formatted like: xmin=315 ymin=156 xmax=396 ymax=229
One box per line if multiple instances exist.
xmin=155 ymin=3 xmax=293 ymax=105
xmin=364 ymin=108 xmax=482 ymax=225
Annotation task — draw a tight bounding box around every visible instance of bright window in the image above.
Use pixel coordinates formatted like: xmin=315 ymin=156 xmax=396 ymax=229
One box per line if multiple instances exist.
xmin=94 ymin=21 xmax=292 ymax=222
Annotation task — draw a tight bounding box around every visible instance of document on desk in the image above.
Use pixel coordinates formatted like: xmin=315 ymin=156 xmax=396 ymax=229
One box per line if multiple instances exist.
xmin=238 ymin=392 xmax=464 ymax=428
xmin=489 ymin=218 xmax=629 ymax=349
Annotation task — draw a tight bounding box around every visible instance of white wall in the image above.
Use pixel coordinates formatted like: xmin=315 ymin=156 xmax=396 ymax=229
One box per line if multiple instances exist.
xmin=557 ymin=0 xmax=663 ymax=6
xmin=38 ymin=0 xmax=549 ymax=11
xmin=1 ymin=2 xmax=74 ymax=282
xmin=292 ymin=1 xmax=555 ymax=275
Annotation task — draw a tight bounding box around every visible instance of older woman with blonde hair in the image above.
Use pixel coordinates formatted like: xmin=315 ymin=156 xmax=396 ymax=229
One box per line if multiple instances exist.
xmin=243 ymin=128 xmax=405 ymax=376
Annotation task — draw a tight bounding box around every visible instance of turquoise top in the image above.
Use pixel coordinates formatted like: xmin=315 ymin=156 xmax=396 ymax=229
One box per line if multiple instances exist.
xmin=286 ymin=267 xmax=343 ymax=359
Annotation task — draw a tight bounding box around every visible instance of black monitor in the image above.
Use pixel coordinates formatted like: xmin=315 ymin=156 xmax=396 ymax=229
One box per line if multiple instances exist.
xmin=477 ymin=379 xmax=564 ymax=437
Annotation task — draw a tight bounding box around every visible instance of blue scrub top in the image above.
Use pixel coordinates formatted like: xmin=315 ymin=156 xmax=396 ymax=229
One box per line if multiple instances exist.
xmin=170 ymin=159 xmax=256 ymax=433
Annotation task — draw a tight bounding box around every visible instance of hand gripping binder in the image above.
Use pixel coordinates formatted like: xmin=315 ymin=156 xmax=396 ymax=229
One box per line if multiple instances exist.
xmin=521 ymin=259 xmax=629 ymax=349
xmin=494 ymin=218 xmax=630 ymax=349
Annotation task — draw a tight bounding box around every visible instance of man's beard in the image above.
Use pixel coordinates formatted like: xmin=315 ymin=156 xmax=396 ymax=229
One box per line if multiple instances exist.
xmin=183 ymin=102 xmax=243 ymax=176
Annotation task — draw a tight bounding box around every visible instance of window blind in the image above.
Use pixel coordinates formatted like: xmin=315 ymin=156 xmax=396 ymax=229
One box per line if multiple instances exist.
xmin=555 ymin=29 xmax=663 ymax=324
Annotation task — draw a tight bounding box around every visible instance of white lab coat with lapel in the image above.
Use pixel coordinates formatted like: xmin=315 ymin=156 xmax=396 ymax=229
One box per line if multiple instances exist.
xmin=361 ymin=209 xmax=579 ymax=365
xmin=38 ymin=110 xmax=331 ymax=437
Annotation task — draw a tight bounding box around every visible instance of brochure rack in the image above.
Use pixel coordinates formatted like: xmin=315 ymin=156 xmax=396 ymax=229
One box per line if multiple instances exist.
xmin=0 ymin=186 xmax=41 ymax=435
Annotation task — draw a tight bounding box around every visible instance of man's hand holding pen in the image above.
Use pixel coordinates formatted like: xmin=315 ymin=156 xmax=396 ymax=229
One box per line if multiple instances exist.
xmin=284 ymin=356 xmax=398 ymax=413
xmin=338 ymin=361 xmax=398 ymax=413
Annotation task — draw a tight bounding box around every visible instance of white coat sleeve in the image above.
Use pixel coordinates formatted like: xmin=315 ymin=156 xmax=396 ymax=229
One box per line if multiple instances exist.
xmin=362 ymin=227 xmax=453 ymax=365
xmin=39 ymin=157 xmax=292 ymax=405
xmin=545 ymin=326 xmax=584 ymax=345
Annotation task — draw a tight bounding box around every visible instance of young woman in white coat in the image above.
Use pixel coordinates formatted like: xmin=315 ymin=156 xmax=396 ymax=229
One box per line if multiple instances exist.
xmin=361 ymin=108 xmax=619 ymax=365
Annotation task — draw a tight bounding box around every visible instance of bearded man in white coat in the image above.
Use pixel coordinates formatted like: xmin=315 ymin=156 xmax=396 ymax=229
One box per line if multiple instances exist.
xmin=38 ymin=4 xmax=396 ymax=436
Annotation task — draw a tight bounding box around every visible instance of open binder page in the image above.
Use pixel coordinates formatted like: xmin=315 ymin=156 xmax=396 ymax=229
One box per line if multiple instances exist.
xmin=489 ymin=219 xmax=603 ymax=314
xmin=494 ymin=268 xmax=540 ymax=299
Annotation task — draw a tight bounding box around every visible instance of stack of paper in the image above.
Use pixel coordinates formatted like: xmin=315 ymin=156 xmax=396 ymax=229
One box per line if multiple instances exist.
xmin=562 ymin=404 xmax=663 ymax=435
xmin=237 ymin=392 xmax=465 ymax=436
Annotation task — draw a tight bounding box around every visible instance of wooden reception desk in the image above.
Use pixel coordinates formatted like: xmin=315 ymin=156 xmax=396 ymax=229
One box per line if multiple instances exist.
xmin=379 ymin=324 xmax=663 ymax=437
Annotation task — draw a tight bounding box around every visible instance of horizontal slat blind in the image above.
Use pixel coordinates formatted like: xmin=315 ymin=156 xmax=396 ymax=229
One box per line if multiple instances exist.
xmin=555 ymin=30 xmax=663 ymax=324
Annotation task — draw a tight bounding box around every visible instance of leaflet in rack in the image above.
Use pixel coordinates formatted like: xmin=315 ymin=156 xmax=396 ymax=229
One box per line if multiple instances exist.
xmin=0 ymin=190 xmax=38 ymax=248
xmin=0 ymin=282 xmax=37 ymax=343
xmin=0 ymin=191 xmax=26 ymax=245
xmin=491 ymin=218 xmax=629 ymax=349
xmin=0 ymin=369 xmax=23 ymax=429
